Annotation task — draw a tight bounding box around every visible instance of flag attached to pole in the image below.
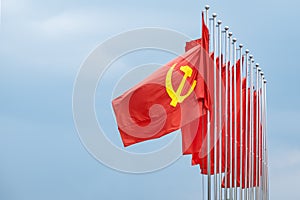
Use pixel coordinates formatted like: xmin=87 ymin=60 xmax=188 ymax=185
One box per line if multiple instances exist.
xmin=112 ymin=44 xmax=212 ymax=147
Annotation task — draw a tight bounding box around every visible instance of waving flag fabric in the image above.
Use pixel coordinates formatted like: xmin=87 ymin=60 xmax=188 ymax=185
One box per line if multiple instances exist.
xmin=112 ymin=44 xmax=211 ymax=147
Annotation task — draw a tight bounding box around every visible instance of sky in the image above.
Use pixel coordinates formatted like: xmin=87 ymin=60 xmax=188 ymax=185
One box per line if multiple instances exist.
xmin=1 ymin=0 xmax=300 ymax=199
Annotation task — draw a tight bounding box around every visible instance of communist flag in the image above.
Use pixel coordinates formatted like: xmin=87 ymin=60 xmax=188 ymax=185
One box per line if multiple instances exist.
xmin=112 ymin=44 xmax=212 ymax=147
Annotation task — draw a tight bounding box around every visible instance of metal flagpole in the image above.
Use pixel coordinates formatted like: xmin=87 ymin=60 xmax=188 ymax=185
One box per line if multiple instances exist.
xmin=212 ymin=12 xmax=217 ymax=200
xmin=204 ymin=5 xmax=211 ymax=200
xmin=217 ymin=19 xmax=223 ymax=200
xmin=228 ymin=31 xmax=233 ymax=200
xmin=264 ymin=79 xmax=269 ymax=200
xmin=255 ymin=64 xmax=261 ymax=200
xmin=259 ymin=70 xmax=264 ymax=200
xmin=260 ymin=72 xmax=264 ymax=200
xmin=249 ymin=56 xmax=254 ymax=200
xmin=262 ymin=77 xmax=266 ymax=200
xmin=262 ymin=76 xmax=267 ymax=200
xmin=244 ymin=49 xmax=250 ymax=200
xmin=232 ymin=37 xmax=237 ymax=200
xmin=239 ymin=44 xmax=244 ymax=200
xmin=224 ymin=25 xmax=229 ymax=200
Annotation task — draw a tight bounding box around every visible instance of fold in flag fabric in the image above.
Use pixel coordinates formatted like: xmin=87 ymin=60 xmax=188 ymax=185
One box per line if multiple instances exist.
xmin=112 ymin=44 xmax=213 ymax=147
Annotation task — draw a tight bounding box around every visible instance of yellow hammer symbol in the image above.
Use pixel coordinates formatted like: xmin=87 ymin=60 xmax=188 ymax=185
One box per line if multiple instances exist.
xmin=165 ymin=63 xmax=197 ymax=107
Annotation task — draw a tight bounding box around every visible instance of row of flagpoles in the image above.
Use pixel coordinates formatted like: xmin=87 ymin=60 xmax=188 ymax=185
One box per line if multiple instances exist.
xmin=202 ymin=5 xmax=269 ymax=200
xmin=111 ymin=5 xmax=269 ymax=200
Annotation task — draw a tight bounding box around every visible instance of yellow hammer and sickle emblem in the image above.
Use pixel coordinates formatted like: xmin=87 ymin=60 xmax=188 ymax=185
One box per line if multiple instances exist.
xmin=165 ymin=63 xmax=197 ymax=107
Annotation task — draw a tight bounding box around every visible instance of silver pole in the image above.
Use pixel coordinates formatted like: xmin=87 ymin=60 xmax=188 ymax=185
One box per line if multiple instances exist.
xmin=263 ymin=77 xmax=267 ymax=200
xmin=262 ymin=78 xmax=266 ymax=200
xmin=244 ymin=49 xmax=250 ymax=200
xmin=264 ymin=79 xmax=269 ymax=200
xmin=205 ymin=5 xmax=211 ymax=200
xmin=259 ymin=71 xmax=264 ymax=200
xmin=217 ymin=19 xmax=223 ymax=200
xmin=255 ymin=64 xmax=260 ymax=200
xmin=224 ymin=26 xmax=229 ymax=200
xmin=232 ymin=37 xmax=238 ymax=200
xmin=249 ymin=56 xmax=255 ymax=200
xmin=212 ymin=12 xmax=217 ymax=200
xmin=228 ymin=31 xmax=233 ymax=200
xmin=260 ymin=73 xmax=264 ymax=200
xmin=239 ymin=44 xmax=244 ymax=200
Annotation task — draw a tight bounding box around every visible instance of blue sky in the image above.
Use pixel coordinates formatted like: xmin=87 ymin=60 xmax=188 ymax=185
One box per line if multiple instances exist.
xmin=1 ymin=0 xmax=300 ymax=199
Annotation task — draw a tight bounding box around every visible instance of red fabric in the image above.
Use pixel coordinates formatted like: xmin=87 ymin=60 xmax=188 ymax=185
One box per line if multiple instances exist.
xmin=112 ymin=44 xmax=211 ymax=147
xmin=222 ymin=90 xmax=263 ymax=188
xmin=201 ymin=12 xmax=209 ymax=52
xmin=194 ymin=60 xmax=242 ymax=175
xmin=181 ymin=11 xmax=213 ymax=157
xmin=185 ymin=39 xmax=202 ymax=52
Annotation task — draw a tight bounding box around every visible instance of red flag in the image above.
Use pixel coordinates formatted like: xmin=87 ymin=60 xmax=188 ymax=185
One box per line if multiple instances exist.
xmin=112 ymin=44 xmax=212 ymax=147
xmin=181 ymin=11 xmax=214 ymax=158
xmin=185 ymin=12 xmax=209 ymax=53
xmin=222 ymin=89 xmax=263 ymax=188
xmin=185 ymin=59 xmax=242 ymax=175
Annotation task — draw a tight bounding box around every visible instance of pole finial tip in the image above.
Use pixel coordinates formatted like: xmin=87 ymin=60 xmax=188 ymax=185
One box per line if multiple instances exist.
xmin=256 ymin=63 xmax=260 ymax=67
xmin=212 ymin=13 xmax=217 ymax=18
xmin=239 ymin=44 xmax=243 ymax=48
xmin=228 ymin=32 xmax=233 ymax=37
xmin=218 ymin=20 xmax=222 ymax=25
xmin=245 ymin=49 xmax=250 ymax=53
xmin=233 ymin=38 xmax=237 ymax=42
xmin=205 ymin=5 xmax=210 ymax=10
xmin=224 ymin=26 xmax=229 ymax=30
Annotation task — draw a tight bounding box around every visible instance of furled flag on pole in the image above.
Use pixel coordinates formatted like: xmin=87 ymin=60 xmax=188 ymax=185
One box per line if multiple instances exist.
xmin=188 ymin=59 xmax=242 ymax=175
xmin=112 ymin=41 xmax=213 ymax=147
xmin=181 ymin=11 xmax=213 ymax=158
xmin=222 ymin=90 xmax=262 ymax=188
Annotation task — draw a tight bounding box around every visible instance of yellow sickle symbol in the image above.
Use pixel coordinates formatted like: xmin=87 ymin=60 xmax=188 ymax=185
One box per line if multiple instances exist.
xmin=165 ymin=63 xmax=197 ymax=107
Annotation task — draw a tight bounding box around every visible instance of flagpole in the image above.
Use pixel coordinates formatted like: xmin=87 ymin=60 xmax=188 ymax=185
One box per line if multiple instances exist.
xmin=249 ymin=55 xmax=254 ymax=200
xmin=244 ymin=49 xmax=250 ymax=200
xmin=255 ymin=64 xmax=260 ymax=200
xmin=259 ymin=70 xmax=264 ymax=200
xmin=232 ymin=37 xmax=238 ymax=200
xmin=262 ymin=77 xmax=266 ymax=200
xmin=266 ymin=79 xmax=269 ymax=200
xmin=263 ymin=76 xmax=267 ymax=200
xmin=260 ymin=72 xmax=264 ymax=200
xmin=263 ymin=78 xmax=268 ymax=200
xmin=205 ymin=5 xmax=211 ymax=200
xmin=212 ymin=12 xmax=218 ymax=200
xmin=239 ymin=44 xmax=244 ymax=200
xmin=217 ymin=19 xmax=223 ymax=200
xmin=228 ymin=31 xmax=233 ymax=200
xmin=223 ymin=25 xmax=229 ymax=200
